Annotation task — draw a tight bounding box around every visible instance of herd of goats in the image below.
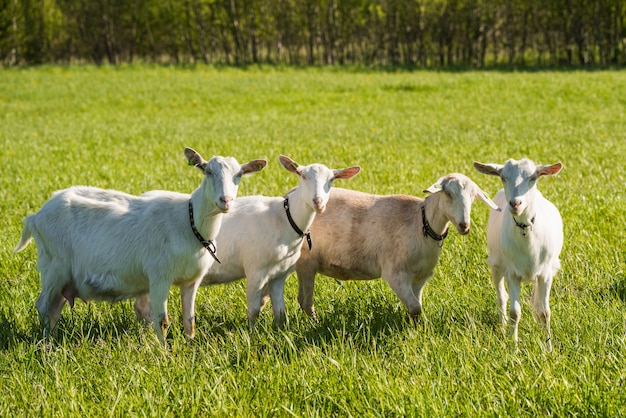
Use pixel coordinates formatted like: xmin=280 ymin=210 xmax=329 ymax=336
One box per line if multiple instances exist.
xmin=14 ymin=147 xmax=563 ymax=351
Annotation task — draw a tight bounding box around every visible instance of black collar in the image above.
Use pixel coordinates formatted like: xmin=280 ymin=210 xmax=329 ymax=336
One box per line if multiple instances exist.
xmin=283 ymin=198 xmax=312 ymax=250
xmin=512 ymin=213 xmax=535 ymax=236
xmin=188 ymin=200 xmax=221 ymax=263
xmin=421 ymin=204 xmax=448 ymax=246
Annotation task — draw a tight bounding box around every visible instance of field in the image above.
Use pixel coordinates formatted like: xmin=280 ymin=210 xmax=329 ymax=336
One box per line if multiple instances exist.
xmin=1 ymin=65 xmax=625 ymax=416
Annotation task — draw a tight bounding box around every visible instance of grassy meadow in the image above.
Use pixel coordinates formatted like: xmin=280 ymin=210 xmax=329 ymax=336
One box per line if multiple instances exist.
xmin=1 ymin=65 xmax=625 ymax=416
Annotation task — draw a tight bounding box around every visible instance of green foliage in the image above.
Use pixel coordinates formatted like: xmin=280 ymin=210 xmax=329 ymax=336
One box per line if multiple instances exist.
xmin=2 ymin=0 xmax=626 ymax=66
xmin=1 ymin=66 xmax=625 ymax=416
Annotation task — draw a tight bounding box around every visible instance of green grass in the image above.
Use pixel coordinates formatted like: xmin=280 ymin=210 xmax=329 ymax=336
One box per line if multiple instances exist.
xmin=1 ymin=65 xmax=625 ymax=416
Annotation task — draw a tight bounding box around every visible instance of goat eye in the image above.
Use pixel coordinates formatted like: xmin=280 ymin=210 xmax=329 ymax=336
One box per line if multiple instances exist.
xmin=205 ymin=169 xmax=213 ymax=176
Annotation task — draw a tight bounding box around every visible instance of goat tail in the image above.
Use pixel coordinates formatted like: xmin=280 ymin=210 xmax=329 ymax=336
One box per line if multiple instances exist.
xmin=13 ymin=221 xmax=33 ymax=253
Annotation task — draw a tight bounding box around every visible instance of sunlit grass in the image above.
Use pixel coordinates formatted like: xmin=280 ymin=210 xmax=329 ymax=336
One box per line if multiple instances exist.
xmin=1 ymin=65 xmax=625 ymax=416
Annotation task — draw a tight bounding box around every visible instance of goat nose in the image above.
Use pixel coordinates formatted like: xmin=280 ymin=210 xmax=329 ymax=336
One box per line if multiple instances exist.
xmin=312 ymin=197 xmax=326 ymax=212
xmin=509 ymin=199 xmax=521 ymax=209
xmin=220 ymin=196 xmax=233 ymax=209
xmin=459 ymin=222 xmax=469 ymax=234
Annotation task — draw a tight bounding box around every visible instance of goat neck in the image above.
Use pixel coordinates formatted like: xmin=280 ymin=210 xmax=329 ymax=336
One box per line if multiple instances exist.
xmin=509 ymin=188 xmax=543 ymax=236
xmin=284 ymin=187 xmax=317 ymax=237
xmin=189 ymin=185 xmax=224 ymax=242
xmin=422 ymin=193 xmax=450 ymax=241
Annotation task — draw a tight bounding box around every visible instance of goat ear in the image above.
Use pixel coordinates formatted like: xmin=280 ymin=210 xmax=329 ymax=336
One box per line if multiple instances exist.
xmin=476 ymin=187 xmax=502 ymax=211
xmin=473 ymin=162 xmax=502 ymax=176
xmin=423 ymin=181 xmax=443 ymax=194
xmin=424 ymin=174 xmax=451 ymax=194
xmin=333 ymin=166 xmax=361 ymax=180
xmin=279 ymin=155 xmax=300 ymax=175
xmin=184 ymin=147 xmax=207 ymax=171
xmin=241 ymin=159 xmax=267 ymax=175
xmin=537 ymin=162 xmax=563 ymax=177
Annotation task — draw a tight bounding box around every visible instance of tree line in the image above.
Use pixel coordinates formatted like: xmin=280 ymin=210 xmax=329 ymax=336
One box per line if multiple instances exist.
xmin=2 ymin=0 xmax=625 ymax=67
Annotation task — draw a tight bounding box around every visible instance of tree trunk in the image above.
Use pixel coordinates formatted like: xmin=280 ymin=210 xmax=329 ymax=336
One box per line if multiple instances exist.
xmin=193 ymin=0 xmax=208 ymax=64
xmin=226 ymin=0 xmax=242 ymax=64
xmin=306 ymin=0 xmax=315 ymax=65
xmin=249 ymin=0 xmax=258 ymax=63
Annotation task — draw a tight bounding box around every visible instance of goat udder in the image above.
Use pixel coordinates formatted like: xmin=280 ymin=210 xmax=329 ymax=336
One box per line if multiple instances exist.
xmin=62 ymin=283 xmax=79 ymax=308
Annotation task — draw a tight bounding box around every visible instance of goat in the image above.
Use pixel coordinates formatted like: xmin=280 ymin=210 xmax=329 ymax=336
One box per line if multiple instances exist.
xmin=134 ymin=155 xmax=360 ymax=329
xmin=13 ymin=147 xmax=267 ymax=345
xmin=474 ymin=158 xmax=563 ymax=351
xmin=293 ymin=173 xmax=500 ymax=320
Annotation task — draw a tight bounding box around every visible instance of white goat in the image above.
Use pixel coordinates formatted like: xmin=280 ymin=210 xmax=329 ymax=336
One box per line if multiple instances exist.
xmin=135 ymin=155 xmax=360 ymax=329
xmin=13 ymin=147 xmax=267 ymax=345
xmin=474 ymin=158 xmax=563 ymax=351
xmin=293 ymin=174 xmax=500 ymax=320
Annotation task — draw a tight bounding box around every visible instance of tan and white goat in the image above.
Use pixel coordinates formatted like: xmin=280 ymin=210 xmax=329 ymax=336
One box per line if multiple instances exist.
xmin=293 ymin=173 xmax=499 ymax=320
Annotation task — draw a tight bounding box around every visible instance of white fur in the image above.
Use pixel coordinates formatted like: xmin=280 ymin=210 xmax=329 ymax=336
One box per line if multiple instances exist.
xmin=13 ymin=147 xmax=266 ymax=345
xmin=294 ymin=173 xmax=500 ymax=319
xmin=474 ymin=158 xmax=563 ymax=351
xmin=135 ymin=156 xmax=360 ymax=329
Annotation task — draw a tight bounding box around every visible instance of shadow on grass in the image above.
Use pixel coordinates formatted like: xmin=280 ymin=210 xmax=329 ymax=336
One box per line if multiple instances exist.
xmin=0 ymin=304 xmax=148 ymax=351
xmin=242 ymin=293 xmax=504 ymax=358
xmin=0 ymin=312 xmax=41 ymax=350
xmin=0 ymin=293 xmax=507 ymax=353
xmin=301 ymin=303 xmax=407 ymax=344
